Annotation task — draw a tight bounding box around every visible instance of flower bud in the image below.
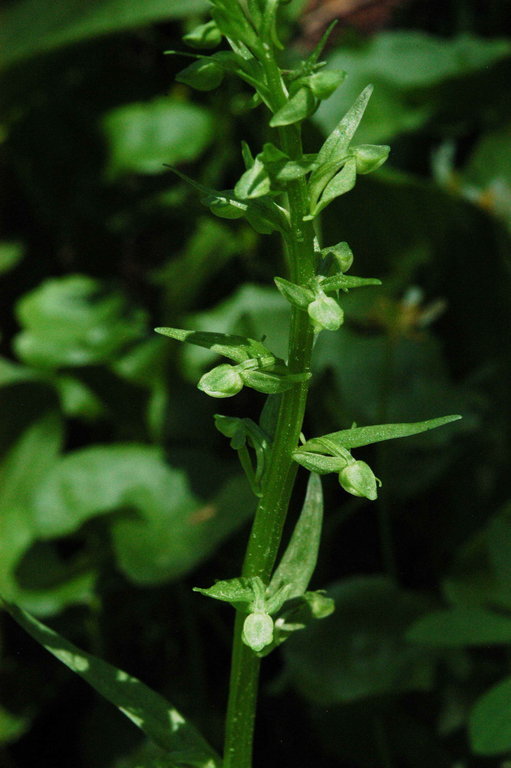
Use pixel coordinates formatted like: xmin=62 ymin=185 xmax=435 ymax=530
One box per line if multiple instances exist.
xmin=339 ymin=460 xmax=379 ymax=500
xmin=351 ymin=144 xmax=390 ymax=175
xmin=242 ymin=612 xmax=274 ymax=653
xmin=308 ymin=293 xmax=344 ymax=332
xmin=322 ymin=241 xmax=354 ymax=273
xmin=307 ymin=70 xmax=347 ymax=100
xmin=183 ymin=20 xmax=222 ymax=49
xmin=197 ymin=364 xmax=244 ymax=398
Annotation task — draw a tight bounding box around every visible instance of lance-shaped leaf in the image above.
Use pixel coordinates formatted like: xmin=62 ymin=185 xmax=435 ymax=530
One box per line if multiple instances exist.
xmin=154 ymin=327 xmax=271 ymax=364
xmin=308 ymin=85 xmax=373 ymax=204
xmin=302 ymin=414 xmax=462 ymax=454
xmin=0 ymin=599 xmax=220 ymax=768
xmin=194 ymin=577 xmax=260 ymax=610
xmin=315 ymin=84 xmax=374 ymax=169
xmin=319 ymin=274 xmax=382 ymax=293
xmin=269 ymin=473 xmax=324 ymax=600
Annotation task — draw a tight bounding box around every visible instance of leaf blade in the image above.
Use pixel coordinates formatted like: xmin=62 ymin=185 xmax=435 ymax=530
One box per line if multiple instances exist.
xmin=303 ymin=414 xmax=462 ymax=452
xmin=0 ymin=599 xmax=220 ymax=767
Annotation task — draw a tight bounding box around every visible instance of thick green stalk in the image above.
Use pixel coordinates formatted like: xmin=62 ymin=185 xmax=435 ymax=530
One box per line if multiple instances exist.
xmin=222 ymin=48 xmax=317 ymax=768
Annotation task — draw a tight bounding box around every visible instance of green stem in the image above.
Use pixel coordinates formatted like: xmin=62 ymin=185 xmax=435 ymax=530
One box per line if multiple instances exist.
xmin=222 ymin=50 xmax=317 ymax=768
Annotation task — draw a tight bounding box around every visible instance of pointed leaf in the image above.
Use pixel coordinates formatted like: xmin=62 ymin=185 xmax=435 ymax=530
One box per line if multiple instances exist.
xmin=470 ymin=676 xmax=511 ymax=755
xmin=308 ymin=85 xmax=373 ymax=203
xmin=154 ymin=327 xmax=271 ymax=364
xmin=274 ymin=277 xmax=314 ymax=309
xmin=303 ymin=414 xmax=462 ymax=453
xmin=269 ymin=473 xmax=324 ymax=599
xmin=316 ymin=84 xmax=374 ymax=167
xmin=194 ymin=577 xmax=258 ymax=608
xmin=319 ymin=274 xmax=382 ymax=293
xmin=0 ymin=600 xmax=220 ymax=767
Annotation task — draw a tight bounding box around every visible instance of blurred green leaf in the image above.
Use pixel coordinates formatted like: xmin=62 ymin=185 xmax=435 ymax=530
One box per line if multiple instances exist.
xmin=0 ymin=0 xmax=208 ymax=71
xmin=112 ymin=474 xmax=254 ymax=584
xmin=407 ymin=607 xmax=511 ymax=647
xmin=315 ymin=33 xmax=511 ymax=143
xmin=469 ymin=675 xmax=511 ymax=755
xmin=0 ymin=412 xmax=66 ymax=606
xmin=14 ymin=275 xmax=146 ymax=369
xmin=443 ymin=505 xmax=511 ymax=611
xmin=103 ymin=98 xmax=214 ymax=178
xmin=284 ymin=576 xmax=435 ymax=704
xmin=0 ymin=705 xmax=29 ymax=745
xmin=0 ymin=600 xmax=220 ymax=767
xmin=33 ymin=444 xmax=254 ymax=584
xmin=0 ymin=241 xmax=24 ymax=275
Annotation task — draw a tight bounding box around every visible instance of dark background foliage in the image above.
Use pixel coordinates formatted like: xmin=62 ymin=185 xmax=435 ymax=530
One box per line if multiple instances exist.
xmin=1 ymin=0 xmax=511 ymax=766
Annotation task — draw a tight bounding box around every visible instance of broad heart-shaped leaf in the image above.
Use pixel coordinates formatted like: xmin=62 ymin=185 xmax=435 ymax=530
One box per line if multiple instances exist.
xmin=154 ymin=327 xmax=272 ymax=365
xmin=269 ymin=473 xmax=324 ymax=600
xmin=14 ymin=275 xmax=146 ymax=369
xmin=32 ymin=444 xmax=254 ymax=584
xmin=407 ymin=607 xmax=511 ymax=647
xmin=0 ymin=600 xmax=219 ymax=768
xmin=469 ymin=676 xmax=511 ymax=755
xmin=103 ymin=98 xmax=214 ymax=178
xmin=283 ymin=576 xmax=435 ymax=705
xmin=0 ymin=0 xmax=208 ymax=71
xmin=302 ymin=414 xmax=462 ymax=453
xmin=0 ymin=414 xmax=58 ymax=598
